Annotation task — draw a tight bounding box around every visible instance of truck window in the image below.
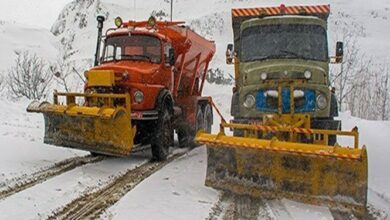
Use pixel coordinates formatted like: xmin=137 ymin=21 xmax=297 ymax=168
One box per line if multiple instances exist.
xmin=103 ymin=35 xmax=162 ymax=63
xmin=240 ymin=24 xmax=328 ymax=62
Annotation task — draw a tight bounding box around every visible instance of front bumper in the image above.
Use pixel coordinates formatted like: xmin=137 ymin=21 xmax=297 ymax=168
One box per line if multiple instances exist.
xmin=131 ymin=110 xmax=159 ymax=120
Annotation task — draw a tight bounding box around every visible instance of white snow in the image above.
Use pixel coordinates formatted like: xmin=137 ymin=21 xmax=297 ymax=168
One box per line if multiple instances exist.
xmin=102 ymin=146 xmax=336 ymax=220
xmin=269 ymin=199 xmax=334 ymax=220
xmin=0 ymin=154 xmax=149 ymax=219
xmin=0 ymin=21 xmax=59 ymax=72
xmin=0 ymin=0 xmax=73 ymax=28
xmin=338 ymin=112 xmax=390 ymax=213
xmin=0 ymin=98 xmax=87 ymax=182
xmin=0 ymin=0 xmax=389 ymax=219
xmin=102 ymin=147 xmax=219 ymax=220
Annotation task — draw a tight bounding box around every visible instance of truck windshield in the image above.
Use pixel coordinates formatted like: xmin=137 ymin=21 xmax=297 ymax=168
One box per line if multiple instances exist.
xmin=240 ymin=24 xmax=328 ymax=62
xmin=103 ymin=35 xmax=161 ymax=63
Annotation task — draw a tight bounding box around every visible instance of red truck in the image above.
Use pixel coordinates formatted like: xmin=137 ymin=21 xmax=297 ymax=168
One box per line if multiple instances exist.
xmin=27 ymin=16 xmax=216 ymax=160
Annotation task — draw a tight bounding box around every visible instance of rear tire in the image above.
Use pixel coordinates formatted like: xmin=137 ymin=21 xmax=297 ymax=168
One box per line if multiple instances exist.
xmin=178 ymin=127 xmax=193 ymax=148
xmin=195 ymin=106 xmax=204 ymax=131
xmin=203 ymin=104 xmax=213 ymax=133
xmin=178 ymin=104 xmax=205 ymax=148
xmin=151 ymin=103 xmax=173 ymax=161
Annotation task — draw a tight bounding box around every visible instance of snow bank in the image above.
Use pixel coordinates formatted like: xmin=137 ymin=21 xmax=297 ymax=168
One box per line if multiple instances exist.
xmin=338 ymin=112 xmax=390 ymax=209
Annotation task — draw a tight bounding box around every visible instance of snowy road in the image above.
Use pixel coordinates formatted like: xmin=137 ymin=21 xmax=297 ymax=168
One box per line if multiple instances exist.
xmin=0 ymin=152 xmax=149 ymax=219
xmin=101 ymin=147 xmax=337 ymax=220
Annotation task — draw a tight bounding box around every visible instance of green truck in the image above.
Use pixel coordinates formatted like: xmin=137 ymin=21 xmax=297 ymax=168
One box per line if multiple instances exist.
xmin=228 ymin=4 xmax=343 ymax=145
xmin=196 ymin=5 xmax=367 ymax=218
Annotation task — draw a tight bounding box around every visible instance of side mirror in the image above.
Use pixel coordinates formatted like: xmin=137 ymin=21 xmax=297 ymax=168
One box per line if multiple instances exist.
xmin=226 ymin=43 xmax=234 ymax=64
xmin=168 ymin=48 xmax=175 ymax=66
xmin=335 ymin=41 xmax=343 ymax=63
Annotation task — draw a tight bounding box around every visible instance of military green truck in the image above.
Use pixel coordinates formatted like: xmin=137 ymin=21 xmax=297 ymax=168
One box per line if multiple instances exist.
xmin=195 ymin=5 xmax=368 ymax=217
xmin=228 ymin=4 xmax=343 ymax=145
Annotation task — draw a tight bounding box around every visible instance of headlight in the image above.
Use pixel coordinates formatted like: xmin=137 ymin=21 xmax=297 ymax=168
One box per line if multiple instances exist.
xmin=260 ymin=72 xmax=268 ymax=80
xmin=304 ymin=70 xmax=312 ymax=79
xmin=316 ymin=94 xmax=327 ymax=110
xmin=244 ymin=94 xmax=256 ymax=108
xmin=115 ymin=17 xmax=123 ymax=28
xmin=134 ymin=90 xmax=144 ymax=103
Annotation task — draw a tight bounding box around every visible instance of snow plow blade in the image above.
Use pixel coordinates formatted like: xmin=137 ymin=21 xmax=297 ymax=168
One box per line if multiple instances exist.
xmin=27 ymin=92 xmax=136 ymax=157
xmin=195 ymin=124 xmax=368 ymax=217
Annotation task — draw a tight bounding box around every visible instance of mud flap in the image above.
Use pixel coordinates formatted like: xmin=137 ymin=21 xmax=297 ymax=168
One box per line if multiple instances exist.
xmin=197 ymin=132 xmax=368 ymax=217
xmin=28 ymin=100 xmax=136 ymax=157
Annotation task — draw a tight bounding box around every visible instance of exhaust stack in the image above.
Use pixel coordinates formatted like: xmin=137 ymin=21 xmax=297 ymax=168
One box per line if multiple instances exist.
xmin=95 ymin=15 xmax=105 ymax=66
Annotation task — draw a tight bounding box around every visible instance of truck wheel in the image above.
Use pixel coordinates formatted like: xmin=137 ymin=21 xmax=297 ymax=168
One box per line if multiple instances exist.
xmin=151 ymin=103 xmax=173 ymax=161
xmin=178 ymin=127 xmax=192 ymax=148
xmin=178 ymin=105 xmax=204 ymax=148
xmin=196 ymin=106 xmax=204 ymax=131
xmin=203 ymin=104 xmax=213 ymax=133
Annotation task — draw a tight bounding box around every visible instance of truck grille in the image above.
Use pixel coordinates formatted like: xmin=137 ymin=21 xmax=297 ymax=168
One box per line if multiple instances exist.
xmin=256 ymin=89 xmax=315 ymax=113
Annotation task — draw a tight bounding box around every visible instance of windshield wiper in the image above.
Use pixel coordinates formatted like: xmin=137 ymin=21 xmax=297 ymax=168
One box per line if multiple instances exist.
xmin=245 ymin=55 xmax=283 ymax=62
xmin=279 ymin=50 xmax=308 ymax=60
xmin=121 ymin=54 xmax=151 ymax=62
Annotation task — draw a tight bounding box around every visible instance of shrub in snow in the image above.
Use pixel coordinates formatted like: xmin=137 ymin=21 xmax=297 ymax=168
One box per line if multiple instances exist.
xmin=6 ymin=51 xmax=53 ymax=100
xmin=207 ymin=68 xmax=233 ymax=85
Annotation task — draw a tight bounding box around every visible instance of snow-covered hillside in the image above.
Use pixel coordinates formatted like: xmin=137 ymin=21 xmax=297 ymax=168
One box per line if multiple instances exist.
xmin=51 ymin=0 xmax=390 ymax=68
xmin=0 ymin=21 xmax=58 ymax=72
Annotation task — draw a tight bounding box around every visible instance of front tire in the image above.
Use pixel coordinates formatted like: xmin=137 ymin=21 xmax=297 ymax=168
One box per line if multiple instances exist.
xmin=151 ymin=104 xmax=173 ymax=161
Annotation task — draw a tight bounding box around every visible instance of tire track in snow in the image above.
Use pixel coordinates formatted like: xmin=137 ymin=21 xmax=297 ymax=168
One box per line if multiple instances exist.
xmin=48 ymin=149 xmax=191 ymax=220
xmin=0 ymin=155 xmax=104 ymax=200
xmin=206 ymin=192 xmax=274 ymax=220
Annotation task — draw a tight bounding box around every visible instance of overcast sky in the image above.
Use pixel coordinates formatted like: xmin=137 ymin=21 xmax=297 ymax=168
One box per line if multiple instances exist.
xmin=0 ymin=0 xmax=73 ymax=28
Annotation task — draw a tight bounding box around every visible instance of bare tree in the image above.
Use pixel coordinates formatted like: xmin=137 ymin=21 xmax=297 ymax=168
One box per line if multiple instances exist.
xmin=345 ymin=63 xmax=390 ymax=120
xmin=49 ymin=50 xmax=74 ymax=92
xmin=330 ymin=13 xmax=390 ymax=120
xmin=0 ymin=74 xmax=5 ymax=93
xmin=381 ymin=67 xmax=390 ymax=120
xmin=7 ymin=51 xmax=53 ymax=100
xmin=374 ymin=65 xmax=390 ymax=120
xmin=330 ymin=13 xmax=368 ymax=112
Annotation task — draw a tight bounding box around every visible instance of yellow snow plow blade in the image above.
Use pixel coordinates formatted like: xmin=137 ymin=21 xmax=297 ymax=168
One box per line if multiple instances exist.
xmin=194 ymin=100 xmax=368 ymax=217
xmin=27 ymin=92 xmax=136 ymax=157
xmin=196 ymin=127 xmax=368 ymax=217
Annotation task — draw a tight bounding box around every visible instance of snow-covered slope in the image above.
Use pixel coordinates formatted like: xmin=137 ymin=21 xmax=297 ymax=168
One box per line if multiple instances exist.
xmin=0 ymin=21 xmax=59 ymax=73
xmin=51 ymin=0 xmax=390 ymax=71
xmin=0 ymin=0 xmax=72 ymax=29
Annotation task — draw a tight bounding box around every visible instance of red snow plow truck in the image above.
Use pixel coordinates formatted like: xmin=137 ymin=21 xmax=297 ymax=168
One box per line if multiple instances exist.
xmin=28 ymin=16 xmax=216 ymax=160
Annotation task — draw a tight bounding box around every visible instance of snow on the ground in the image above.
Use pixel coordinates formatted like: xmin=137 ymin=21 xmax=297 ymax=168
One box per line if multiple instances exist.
xmin=102 ymin=146 xmax=335 ymax=220
xmin=102 ymin=147 xmax=219 ymax=220
xmin=0 ymin=98 xmax=87 ymax=182
xmin=338 ymin=112 xmax=390 ymax=215
xmin=0 ymin=153 xmax=149 ymax=219
xmin=269 ymin=199 xmax=333 ymax=220
xmin=0 ymin=0 xmax=389 ymax=219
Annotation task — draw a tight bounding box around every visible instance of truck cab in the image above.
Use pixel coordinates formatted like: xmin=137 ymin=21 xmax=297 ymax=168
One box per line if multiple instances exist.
xmin=229 ymin=5 xmax=342 ymax=143
xmin=87 ymin=20 xmax=176 ymax=117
